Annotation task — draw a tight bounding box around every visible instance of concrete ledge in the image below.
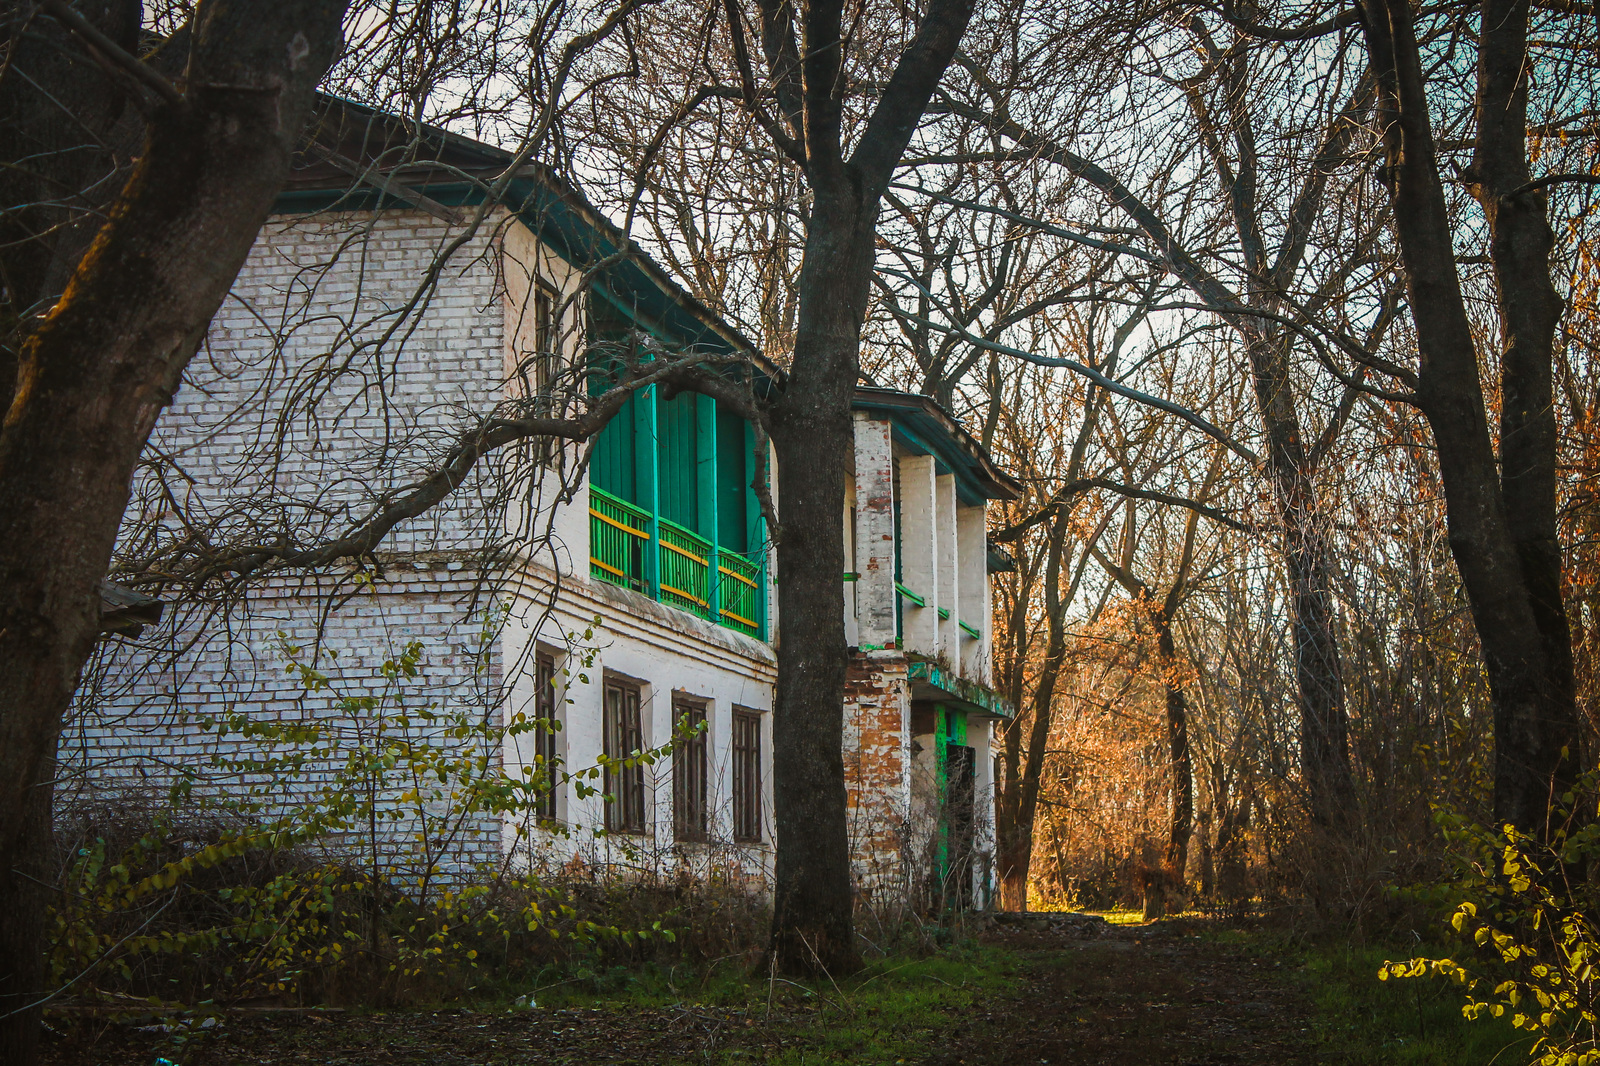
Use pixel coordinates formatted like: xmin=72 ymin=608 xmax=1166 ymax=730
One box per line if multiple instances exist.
xmin=907 ymin=658 xmax=1014 ymax=719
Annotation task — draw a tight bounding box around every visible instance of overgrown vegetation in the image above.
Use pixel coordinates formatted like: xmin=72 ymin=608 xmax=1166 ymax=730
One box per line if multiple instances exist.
xmin=47 ymin=632 xmax=735 ymax=1014
xmin=1378 ymin=791 xmax=1600 ymax=1066
xmin=47 ymin=800 xmax=769 ymax=1013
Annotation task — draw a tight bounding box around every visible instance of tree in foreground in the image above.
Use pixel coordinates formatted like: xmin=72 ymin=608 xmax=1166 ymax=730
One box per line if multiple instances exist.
xmin=1354 ymin=0 xmax=1588 ymax=836
xmin=697 ymin=0 xmax=979 ymax=973
xmin=0 ymin=0 xmax=698 ymax=1056
xmin=0 ymin=5 xmax=350 ymax=1058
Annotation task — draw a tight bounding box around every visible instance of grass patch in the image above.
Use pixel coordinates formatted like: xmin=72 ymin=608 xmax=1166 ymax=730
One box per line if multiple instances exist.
xmin=523 ymin=941 xmax=1022 ymax=1064
xmin=1082 ymin=907 xmax=1149 ymax=926
xmin=1298 ymin=938 xmax=1533 ymax=1065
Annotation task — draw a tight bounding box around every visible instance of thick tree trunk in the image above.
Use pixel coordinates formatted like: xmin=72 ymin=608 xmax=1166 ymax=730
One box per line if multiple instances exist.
xmin=0 ymin=763 xmax=53 ymax=1066
xmin=1241 ymin=335 xmax=1354 ymax=830
xmin=1473 ymin=0 xmax=1580 ymax=828
xmin=756 ymin=0 xmax=973 ymax=967
xmin=769 ymin=195 xmax=875 ymax=976
xmin=996 ymin=826 xmax=1033 ymax=911
xmin=1360 ymin=0 xmax=1581 ymax=836
xmin=0 ymin=7 xmax=345 ymax=1059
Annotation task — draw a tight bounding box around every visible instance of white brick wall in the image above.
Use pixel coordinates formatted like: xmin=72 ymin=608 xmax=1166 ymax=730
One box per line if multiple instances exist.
xmin=75 ymin=205 xmax=780 ymax=887
xmin=65 ymin=566 xmax=508 ymax=881
xmin=74 ymin=208 xmax=519 ymax=880
xmin=132 ymin=209 xmax=510 ymax=560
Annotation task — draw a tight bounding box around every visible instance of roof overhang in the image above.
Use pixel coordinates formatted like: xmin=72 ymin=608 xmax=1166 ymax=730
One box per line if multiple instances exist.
xmin=851 ymin=387 xmax=1021 ymax=506
xmin=271 ymin=96 xmax=782 ymax=392
xmin=99 ymin=581 xmax=164 ymax=638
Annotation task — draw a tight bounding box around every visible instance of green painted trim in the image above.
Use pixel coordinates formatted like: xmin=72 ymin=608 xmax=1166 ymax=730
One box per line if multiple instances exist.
xmin=937 ymin=607 xmax=951 ymax=621
xmin=696 ymin=394 xmax=719 ymax=620
xmin=935 ymin=703 xmax=950 ymax=877
xmin=842 ymin=572 xmax=859 ymax=581
xmin=888 ymin=422 xmax=953 ymax=478
xmin=744 ymin=419 xmax=768 ymax=642
xmin=895 ymin=582 xmax=926 ymax=608
xmin=908 ymin=659 xmax=1014 ymax=719
xmin=591 ymin=281 xmax=689 ymax=352
xmin=635 ymin=385 xmax=661 ymax=600
xmin=959 ymin=620 xmax=982 ymax=640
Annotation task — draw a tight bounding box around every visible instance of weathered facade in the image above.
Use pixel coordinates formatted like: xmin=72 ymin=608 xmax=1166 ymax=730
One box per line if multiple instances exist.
xmin=73 ymin=101 xmax=1016 ymax=908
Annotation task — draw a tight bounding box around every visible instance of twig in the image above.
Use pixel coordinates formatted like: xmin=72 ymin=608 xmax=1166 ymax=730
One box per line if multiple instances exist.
xmin=1503 ymin=173 xmax=1600 ymax=201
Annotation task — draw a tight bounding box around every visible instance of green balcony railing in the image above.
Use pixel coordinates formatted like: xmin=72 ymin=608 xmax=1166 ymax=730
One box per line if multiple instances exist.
xmin=717 ymin=550 xmax=763 ymax=638
xmin=590 ymin=486 xmax=766 ymax=640
xmin=658 ymin=518 xmax=713 ymax=619
xmin=589 ymin=488 xmax=650 ymax=592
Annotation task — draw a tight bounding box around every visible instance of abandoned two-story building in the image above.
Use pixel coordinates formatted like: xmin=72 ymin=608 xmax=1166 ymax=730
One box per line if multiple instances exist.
xmin=72 ymin=100 xmax=1018 ymax=910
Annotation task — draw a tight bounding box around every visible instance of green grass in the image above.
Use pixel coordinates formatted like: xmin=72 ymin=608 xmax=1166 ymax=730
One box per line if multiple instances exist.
xmin=1082 ymin=907 xmax=1149 ymax=926
xmin=1297 ymin=938 xmax=1533 ymax=1065
xmin=464 ymin=917 xmax=1546 ymax=1065
xmin=513 ymin=942 xmax=1022 ymax=1064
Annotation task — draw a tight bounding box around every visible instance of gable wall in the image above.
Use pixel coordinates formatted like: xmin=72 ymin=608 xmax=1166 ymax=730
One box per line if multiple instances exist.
xmin=68 ymin=209 xmax=515 ymax=878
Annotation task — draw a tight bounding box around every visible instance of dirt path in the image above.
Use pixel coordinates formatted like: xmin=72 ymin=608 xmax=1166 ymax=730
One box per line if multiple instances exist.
xmin=940 ymin=915 xmax=1313 ymax=1065
xmin=42 ymin=916 xmax=1316 ymax=1065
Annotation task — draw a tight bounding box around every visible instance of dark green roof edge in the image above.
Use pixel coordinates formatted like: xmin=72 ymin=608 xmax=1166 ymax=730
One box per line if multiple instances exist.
xmin=271 ymin=178 xmax=771 ymax=373
xmin=852 ymin=389 xmax=1021 ymax=506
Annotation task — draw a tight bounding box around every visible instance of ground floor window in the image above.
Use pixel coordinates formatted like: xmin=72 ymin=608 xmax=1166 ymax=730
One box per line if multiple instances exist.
xmin=533 ymin=654 xmax=559 ymax=820
xmin=603 ymin=679 xmax=646 ymax=833
xmin=732 ymin=708 xmax=762 ymax=842
xmin=672 ymin=699 xmax=708 ymax=842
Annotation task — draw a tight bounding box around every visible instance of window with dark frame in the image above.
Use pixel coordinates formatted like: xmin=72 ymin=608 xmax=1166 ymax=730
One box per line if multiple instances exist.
xmin=533 ymin=654 xmax=559 ymax=821
xmin=732 ymin=708 xmax=762 ymax=843
xmin=532 ymin=282 xmax=560 ymax=399
xmin=672 ymin=700 xmax=708 ymax=842
xmin=507 ymin=281 xmax=565 ymax=469
xmin=603 ymin=679 xmax=646 ymax=834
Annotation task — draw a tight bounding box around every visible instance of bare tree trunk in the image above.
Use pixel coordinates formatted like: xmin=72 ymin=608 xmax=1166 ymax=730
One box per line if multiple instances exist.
xmin=1359 ymin=0 xmax=1582 ymax=836
xmin=0 ymin=762 xmax=52 ymax=1066
xmin=1156 ymin=613 xmax=1193 ymax=894
xmin=769 ymin=197 xmax=875 ymax=975
xmin=0 ymin=7 xmax=346 ymax=1059
xmin=744 ymin=0 xmax=976 ymax=973
xmin=995 ymin=517 xmax=1070 ymax=911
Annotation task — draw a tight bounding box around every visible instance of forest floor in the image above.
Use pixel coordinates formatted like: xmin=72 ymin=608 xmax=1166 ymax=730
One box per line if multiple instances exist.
xmin=40 ymin=912 xmax=1522 ymax=1066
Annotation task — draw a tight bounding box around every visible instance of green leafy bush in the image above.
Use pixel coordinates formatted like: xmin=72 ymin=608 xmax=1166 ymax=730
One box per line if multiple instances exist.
xmin=1382 ymin=784 xmax=1600 ymax=1065
xmin=50 ymin=620 xmax=736 ymax=1012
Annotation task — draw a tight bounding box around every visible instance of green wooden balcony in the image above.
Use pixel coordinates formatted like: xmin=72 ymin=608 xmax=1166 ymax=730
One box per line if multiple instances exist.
xmin=589 ymin=486 xmax=766 ymax=640
xmin=659 ymin=518 xmax=712 ymax=618
xmin=589 ymin=487 xmax=651 ymax=592
xmin=717 ymin=550 xmax=762 ymax=638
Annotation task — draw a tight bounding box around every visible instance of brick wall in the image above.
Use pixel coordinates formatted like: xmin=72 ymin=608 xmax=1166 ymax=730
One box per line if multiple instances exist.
xmin=124 ymin=208 xmax=510 ymax=560
xmin=72 ymin=208 xmax=516 ymax=880
xmin=66 ymin=565 xmax=507 ymax=881
xmin=842 ymin=648 xmax=912 ymax=900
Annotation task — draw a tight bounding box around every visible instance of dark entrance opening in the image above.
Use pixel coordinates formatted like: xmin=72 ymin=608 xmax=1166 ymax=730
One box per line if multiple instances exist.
xmin=946 ymin=743 xmax=976 ymax=908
